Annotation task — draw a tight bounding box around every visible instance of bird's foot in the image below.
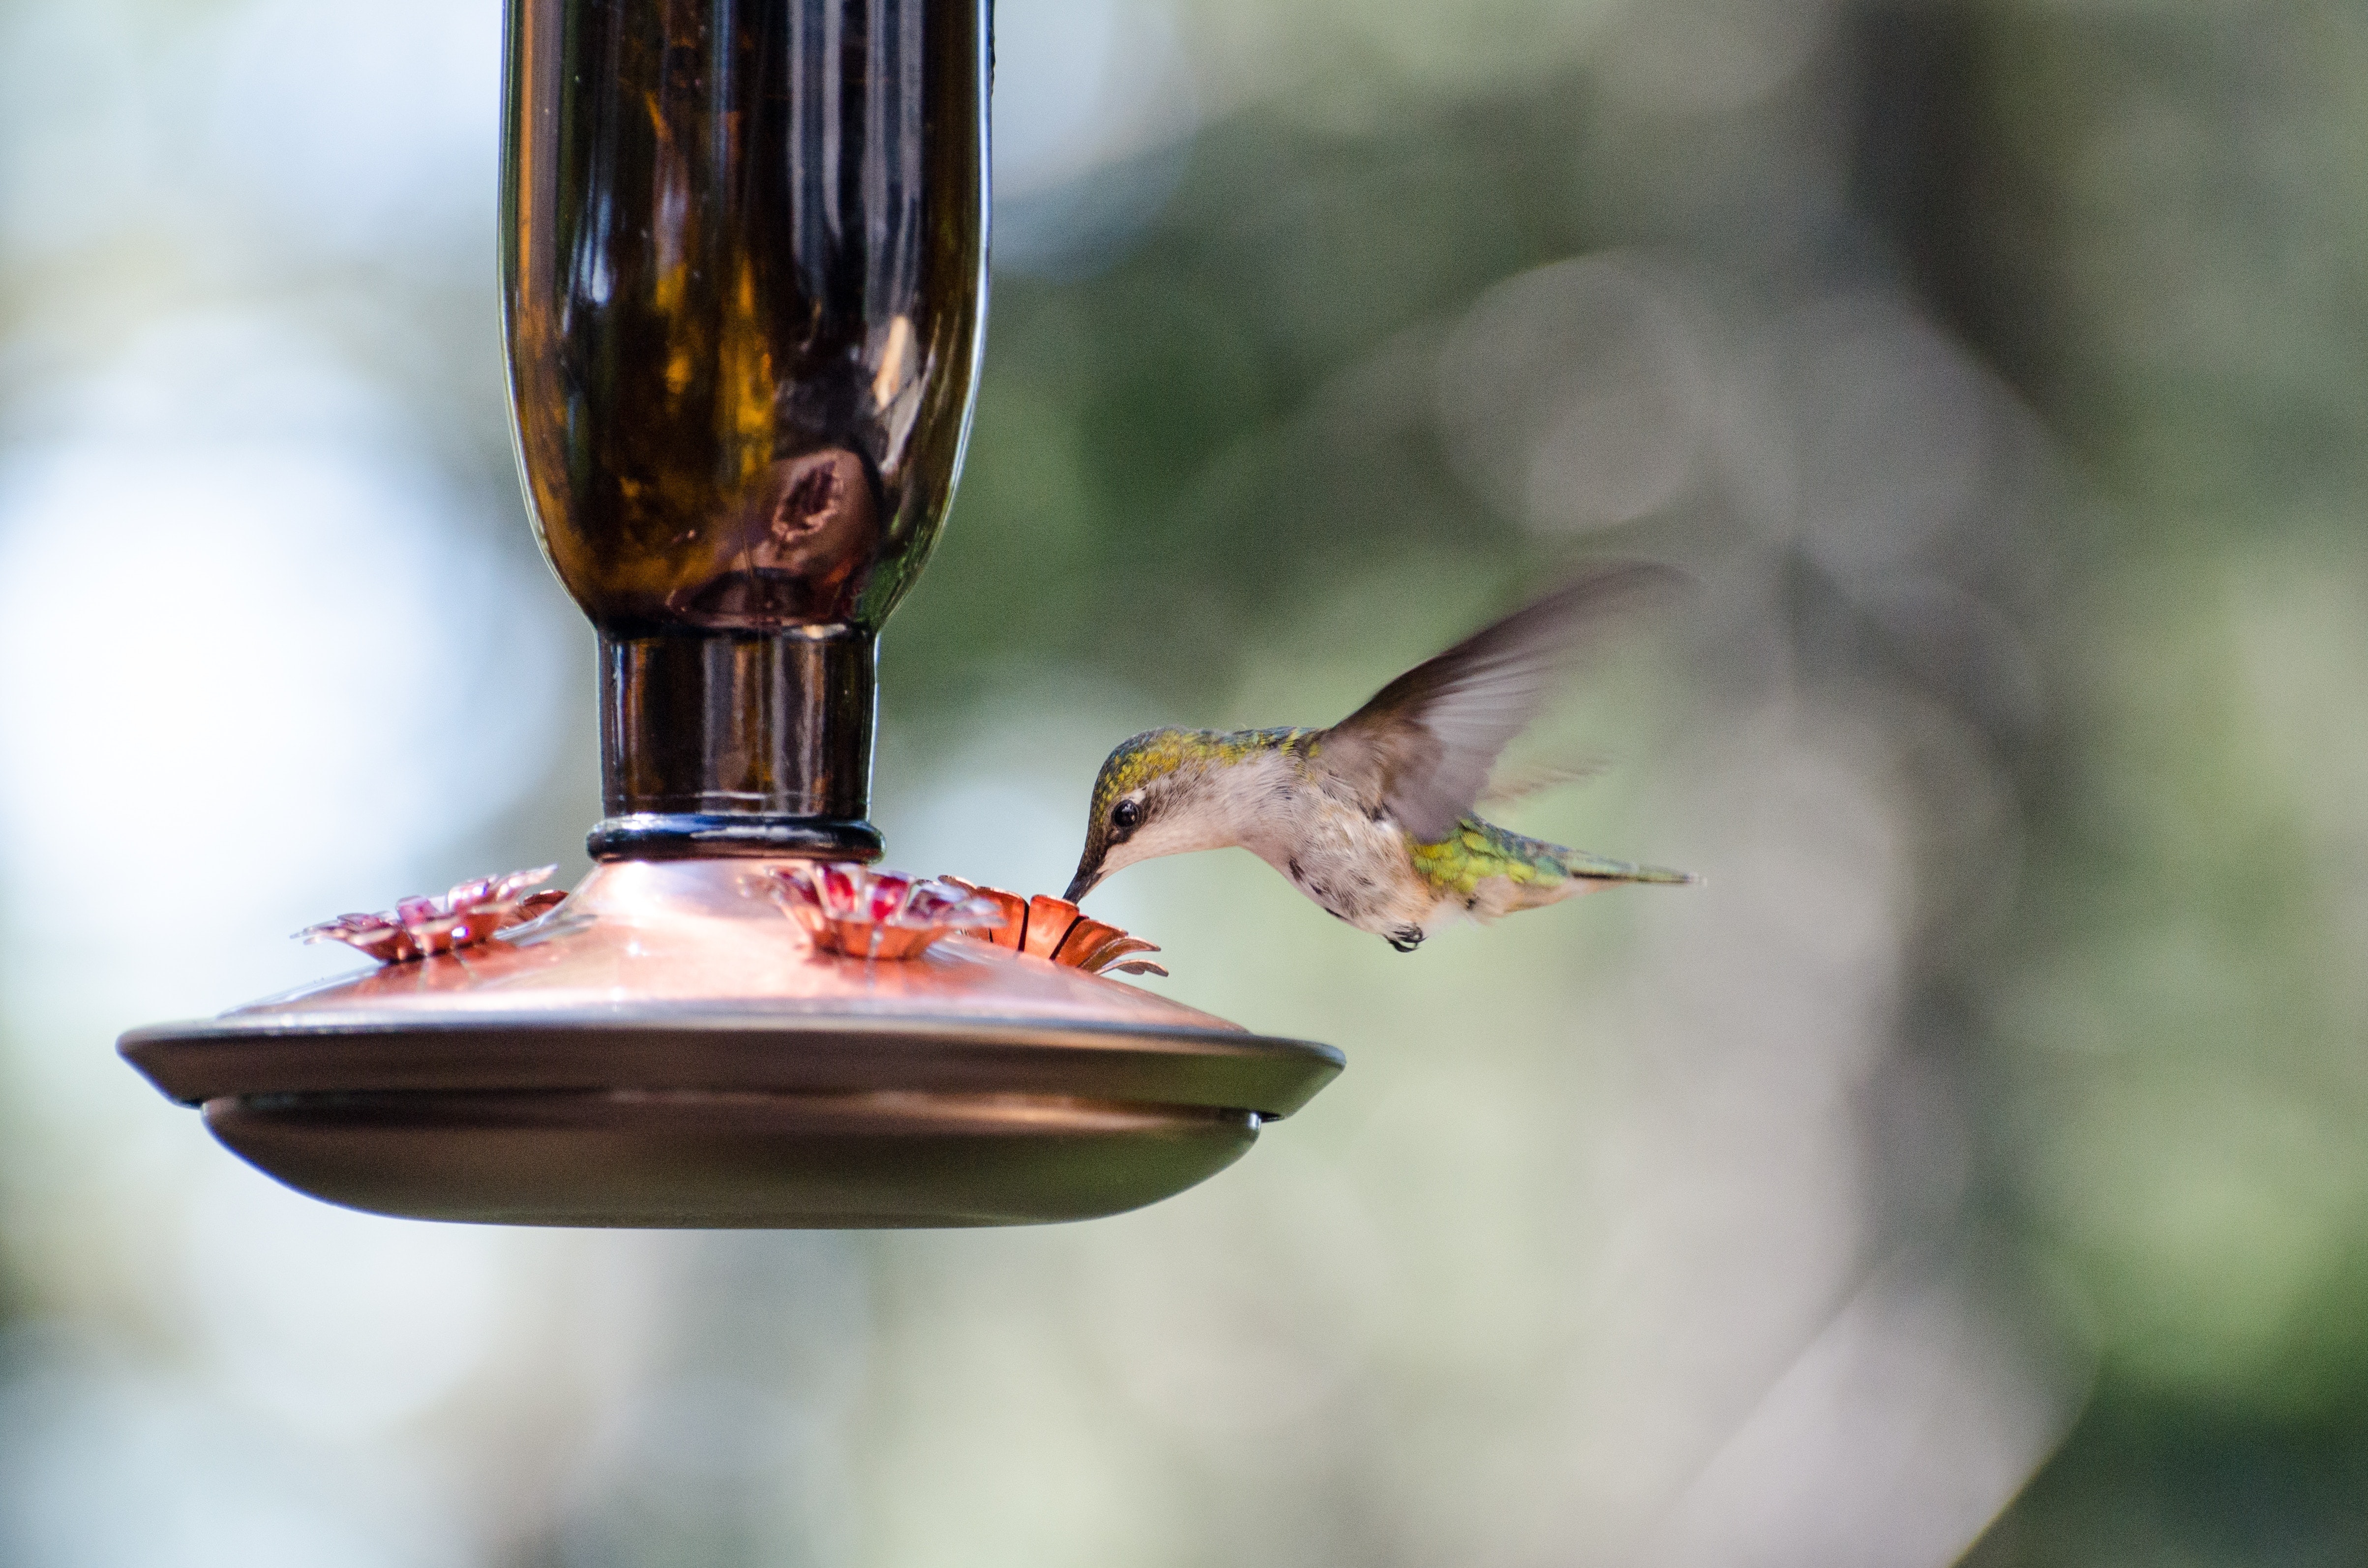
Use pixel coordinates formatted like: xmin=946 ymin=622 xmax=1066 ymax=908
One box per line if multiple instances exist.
xmin=1386 ymin=926 xmax=1425 ymax=953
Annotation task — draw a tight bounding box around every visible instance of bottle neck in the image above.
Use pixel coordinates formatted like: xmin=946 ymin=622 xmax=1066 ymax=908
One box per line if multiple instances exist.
xmin=588 ymin=631 xmax=881 ymax=862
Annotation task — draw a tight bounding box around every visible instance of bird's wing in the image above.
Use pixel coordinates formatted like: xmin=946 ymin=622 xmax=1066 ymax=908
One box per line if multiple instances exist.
xmin=1478 ymin=758 xmax=1606 ymax=805
xmin=1315 ymin=562 xmax=1686 ymax=843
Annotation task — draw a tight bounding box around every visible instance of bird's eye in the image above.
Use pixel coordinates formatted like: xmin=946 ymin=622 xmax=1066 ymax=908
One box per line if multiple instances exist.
xmin=1111 ymin=799 xmax=1142 ymax=832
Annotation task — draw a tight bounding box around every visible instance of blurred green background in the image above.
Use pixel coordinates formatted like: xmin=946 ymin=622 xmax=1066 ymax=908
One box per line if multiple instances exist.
xmin=3 ymin=0 xmax=2365 ymax=1563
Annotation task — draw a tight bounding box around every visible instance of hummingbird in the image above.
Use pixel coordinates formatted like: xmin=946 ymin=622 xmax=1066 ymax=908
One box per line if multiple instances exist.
xmin=1062 ymin=562 xmax=1697 ymax=952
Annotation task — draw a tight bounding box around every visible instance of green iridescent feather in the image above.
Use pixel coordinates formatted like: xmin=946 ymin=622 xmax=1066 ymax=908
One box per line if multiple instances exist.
xmin=1086 ymin=726 xmax=1310 ymax=820
xmin=1408 ymin=817 xmax=1693 ymax=900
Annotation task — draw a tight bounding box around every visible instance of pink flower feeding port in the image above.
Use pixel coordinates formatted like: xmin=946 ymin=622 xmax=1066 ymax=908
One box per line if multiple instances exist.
xmin=114 ymin=0 xmax=1339 ymax=1228
xmin=758 ymin=863 xmax=1002 ymax=962
xmin=299 ymin=867 xmax=566 ymax=964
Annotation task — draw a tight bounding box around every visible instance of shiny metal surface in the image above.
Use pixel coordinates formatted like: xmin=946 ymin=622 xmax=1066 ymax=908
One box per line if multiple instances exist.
xmin=120 ymin=859 xmax=1343 ymax=1226
xmin=209 ymin=859 xmax=1243 ymax=1026
xmin=199 ymin=1093 xmax=1261 ymax=1229
xmin=503 ymin=0 xmax=989 ymax=856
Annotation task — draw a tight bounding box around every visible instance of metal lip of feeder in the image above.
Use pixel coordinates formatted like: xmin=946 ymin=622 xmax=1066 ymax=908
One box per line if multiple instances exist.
xmin=117 ymin=0 xmax=1341 ymax=1228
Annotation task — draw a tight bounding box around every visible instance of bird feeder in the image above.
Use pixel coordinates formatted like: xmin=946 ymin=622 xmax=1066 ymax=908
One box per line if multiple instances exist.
xmin=117 ymin=0 xmax=1339 ymax=1227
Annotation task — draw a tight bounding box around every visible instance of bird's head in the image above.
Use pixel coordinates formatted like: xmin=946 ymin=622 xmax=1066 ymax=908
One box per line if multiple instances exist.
xmin=1063 ymin=728 xmax=1236 ymax=902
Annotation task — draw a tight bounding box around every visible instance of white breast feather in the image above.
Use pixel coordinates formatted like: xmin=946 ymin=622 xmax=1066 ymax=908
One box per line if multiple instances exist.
xmin=1223 ymin=753 xmax=1437 ymax=934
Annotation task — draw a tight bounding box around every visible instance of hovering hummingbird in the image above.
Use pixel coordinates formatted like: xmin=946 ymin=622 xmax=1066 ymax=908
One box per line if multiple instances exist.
xmin=1063 ymin=562 xmax=1697 ymax=952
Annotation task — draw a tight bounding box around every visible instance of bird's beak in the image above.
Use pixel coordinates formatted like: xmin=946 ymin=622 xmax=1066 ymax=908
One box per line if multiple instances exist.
xmin=1063 ymin=854 xmax=1102 ymax=904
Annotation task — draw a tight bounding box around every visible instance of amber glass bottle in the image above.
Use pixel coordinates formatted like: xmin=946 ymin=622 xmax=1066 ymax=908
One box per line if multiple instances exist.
xmin=503 ymin=0 xmax=988 ymax=858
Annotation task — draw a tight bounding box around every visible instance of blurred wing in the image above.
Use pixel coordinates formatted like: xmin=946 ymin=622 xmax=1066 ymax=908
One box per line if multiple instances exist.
xmin=1317 ymin=562 xmax=1687 ymax=843
xmin=1478 ymin=758 xmax=1606 ymax=805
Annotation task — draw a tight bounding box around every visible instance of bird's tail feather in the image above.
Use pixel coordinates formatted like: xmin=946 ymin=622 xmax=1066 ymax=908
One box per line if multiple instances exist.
xmin=1558 ymin=848 xmax=1698 ymax=886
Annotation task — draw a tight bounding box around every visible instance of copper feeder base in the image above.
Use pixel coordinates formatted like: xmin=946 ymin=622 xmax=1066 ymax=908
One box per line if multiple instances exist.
xmin=120 ymin=860 xmax=1341 ymax=1228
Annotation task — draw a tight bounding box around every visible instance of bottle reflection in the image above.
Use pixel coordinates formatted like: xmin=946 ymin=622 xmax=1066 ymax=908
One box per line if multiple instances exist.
xmin=671 ymin=445 xmax=880 ymax=629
